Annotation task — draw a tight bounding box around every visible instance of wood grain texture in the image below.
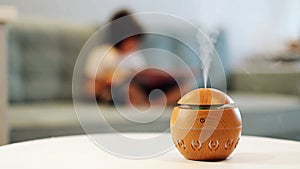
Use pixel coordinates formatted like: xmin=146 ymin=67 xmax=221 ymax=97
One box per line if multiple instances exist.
xmin=177 ymin=88 xmax=234 ymax=106
xmin=171 ymin=88 xmax=242 ymax=161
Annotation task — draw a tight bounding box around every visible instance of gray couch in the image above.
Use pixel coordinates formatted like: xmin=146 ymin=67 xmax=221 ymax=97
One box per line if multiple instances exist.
xmin=8 ymin=20 xmax=97 ymax=102
xmin=7 ymin=20 xmax=300 ymax=143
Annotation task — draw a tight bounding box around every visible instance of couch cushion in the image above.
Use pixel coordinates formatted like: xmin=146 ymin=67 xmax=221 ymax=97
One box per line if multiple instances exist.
xmin=7 ymin=21 xmax=97 ymax=102
xmin=8 ymin=92 xmax=300 ymax=142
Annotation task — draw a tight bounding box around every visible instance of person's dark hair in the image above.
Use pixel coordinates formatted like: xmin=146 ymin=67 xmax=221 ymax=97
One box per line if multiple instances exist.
xmin=108 ymin=9 xmax=144 ymax=49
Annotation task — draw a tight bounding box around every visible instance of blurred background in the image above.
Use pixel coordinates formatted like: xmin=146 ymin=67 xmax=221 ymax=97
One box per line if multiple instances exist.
xmin=0 ymin=0 xmax=300 ymax=144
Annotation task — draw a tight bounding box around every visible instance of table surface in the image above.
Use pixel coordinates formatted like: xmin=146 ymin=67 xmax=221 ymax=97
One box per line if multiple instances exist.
xmin=0 ymin=134 xmax=300 ymax=169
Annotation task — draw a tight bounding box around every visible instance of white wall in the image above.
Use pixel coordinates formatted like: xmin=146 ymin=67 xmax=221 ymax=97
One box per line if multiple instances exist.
xmin=1 ymin=0 xmax=300 ymax=66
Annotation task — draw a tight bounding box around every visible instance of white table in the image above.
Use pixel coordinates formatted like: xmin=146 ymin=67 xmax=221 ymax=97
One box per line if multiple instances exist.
xmin=0 ymin=134 xmax=299 ymax=169
xmin=0 ymin=6 xmax=17 ymax=145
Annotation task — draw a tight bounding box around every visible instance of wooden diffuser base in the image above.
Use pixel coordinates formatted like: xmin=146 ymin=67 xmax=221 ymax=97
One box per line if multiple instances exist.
xmin=170 ymin=88 xmax=242 ymax=161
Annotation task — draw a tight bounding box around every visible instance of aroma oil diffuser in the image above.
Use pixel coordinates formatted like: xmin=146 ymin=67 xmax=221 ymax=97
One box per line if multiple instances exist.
xmin=170 ymin=88 xmax=242 ymax=161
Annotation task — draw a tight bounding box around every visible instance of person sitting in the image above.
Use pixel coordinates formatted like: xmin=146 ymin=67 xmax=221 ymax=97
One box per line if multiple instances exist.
xmin=84 ymin=9 xmax=190 ymax=106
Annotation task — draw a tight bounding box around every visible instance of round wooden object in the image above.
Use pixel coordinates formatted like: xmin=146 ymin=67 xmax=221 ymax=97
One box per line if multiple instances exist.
xmin=170 ymin=88 xmax=242 ymax=161
xmin=177 ymin=88 xmax=234 ymax=105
